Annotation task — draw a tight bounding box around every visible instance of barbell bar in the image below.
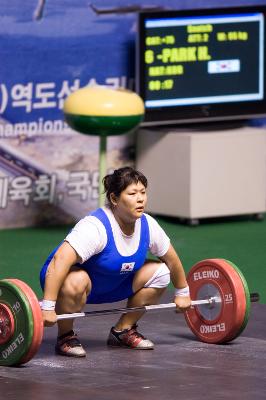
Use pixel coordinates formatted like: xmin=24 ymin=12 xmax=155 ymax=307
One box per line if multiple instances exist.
xmin=56 ymin=293 xmax=259 ymax=320
xmin=0 ymin=258 xmax=261 ymax=366
xmin=55 ymin=297 xmax=221 ymax=320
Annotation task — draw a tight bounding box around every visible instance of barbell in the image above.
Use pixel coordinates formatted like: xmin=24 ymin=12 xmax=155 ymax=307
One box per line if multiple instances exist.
xmin=0 ymin=258 xmax=260 ymax=367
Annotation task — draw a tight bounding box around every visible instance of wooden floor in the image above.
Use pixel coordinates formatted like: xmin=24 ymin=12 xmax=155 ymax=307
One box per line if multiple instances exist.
xmin=1 ymin=292 xmax=266 ymax=400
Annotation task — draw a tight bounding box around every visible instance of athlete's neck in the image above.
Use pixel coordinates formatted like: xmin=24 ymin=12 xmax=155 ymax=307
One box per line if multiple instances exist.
xmin=112 ymin=209 xmax=136 ymax=236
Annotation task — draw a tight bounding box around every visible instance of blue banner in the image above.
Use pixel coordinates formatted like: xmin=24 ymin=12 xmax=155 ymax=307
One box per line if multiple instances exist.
xmin=0 ymin=0 xmax=265 ymax=228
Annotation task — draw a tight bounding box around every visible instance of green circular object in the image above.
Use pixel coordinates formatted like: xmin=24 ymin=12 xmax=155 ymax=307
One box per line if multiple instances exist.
xmin=63 ymin=86 xmax=145 ymax=137
xmin=6 ymin=279 xmax=43 ymax=365
xmin=223 ymin=259 xmax=251 ymax=341
xmin=64 ymin=113 xmax=143 ymax=136
xmin=0 ymin=280 xmax=34 ymax=366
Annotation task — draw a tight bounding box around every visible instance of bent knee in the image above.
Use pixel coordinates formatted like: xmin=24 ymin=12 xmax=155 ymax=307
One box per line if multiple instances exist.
xmin=60 ymin=269 xmax=91 ymax=297
xmin=144 ymin=263 xmax=170 ymax=289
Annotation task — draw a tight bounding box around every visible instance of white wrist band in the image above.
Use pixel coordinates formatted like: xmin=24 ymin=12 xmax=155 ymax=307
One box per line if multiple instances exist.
xmin=174 ymin=286 xmax=190 ymax=297
xmin=40 ymin=300 xmax=56 ymax=311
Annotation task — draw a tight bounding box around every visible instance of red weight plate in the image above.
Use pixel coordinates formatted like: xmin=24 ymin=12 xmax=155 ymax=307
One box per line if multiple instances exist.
xmin=184 ymin=259 xmax=247 ymax=344
xmin=223 ymin=260 xmax=251 ymax=342
xmin=215 ymin=260 xmax=248 ymax=343
xmin=0 ymin=303 xmax=15 ymax=345
xmin=6 ymin=279 xmax=43 ymax=364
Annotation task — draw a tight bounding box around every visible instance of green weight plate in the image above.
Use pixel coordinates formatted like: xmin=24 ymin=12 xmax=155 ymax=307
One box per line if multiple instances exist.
xmin=0 ymin=280 xmax=34 ymax=366
xmin=7 ymin=279 xmax=43 ymax=365
xmin=223 ymin=259 xmax=251 ymax=342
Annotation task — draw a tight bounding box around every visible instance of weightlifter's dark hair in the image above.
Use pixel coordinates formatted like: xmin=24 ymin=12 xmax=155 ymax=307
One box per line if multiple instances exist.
xmin=103 ymin=166 xmax=148 ymax=206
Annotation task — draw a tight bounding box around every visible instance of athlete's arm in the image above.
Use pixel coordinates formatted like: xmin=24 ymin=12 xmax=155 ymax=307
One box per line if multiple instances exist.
xmin=44 ymin=241 xmax=81 ymax=300
xmin=159 ymin=244 xmax=191 ymax=311
xmin=42 ymin=242 xmax=81 ymax=326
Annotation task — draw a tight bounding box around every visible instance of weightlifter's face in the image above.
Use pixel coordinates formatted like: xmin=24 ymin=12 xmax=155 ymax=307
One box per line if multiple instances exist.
xmin=111 ymin=181 xmax=147 ymax=222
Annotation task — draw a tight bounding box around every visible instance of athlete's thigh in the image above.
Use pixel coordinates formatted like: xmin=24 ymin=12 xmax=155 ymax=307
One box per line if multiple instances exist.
xmin=132 ymin=260 xmax=162 ymax=293
xmin=59 ymin=265 xmax=92 ymax=295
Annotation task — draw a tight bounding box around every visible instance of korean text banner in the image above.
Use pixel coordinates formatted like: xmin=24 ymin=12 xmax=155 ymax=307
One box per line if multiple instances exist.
xmin=0 ymin=0 xmax=265 ymax=228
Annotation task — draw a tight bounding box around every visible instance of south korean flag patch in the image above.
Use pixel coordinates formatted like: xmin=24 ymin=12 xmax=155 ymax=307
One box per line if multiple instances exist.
xmin=120 ymin=262 xmax=135 ymax=274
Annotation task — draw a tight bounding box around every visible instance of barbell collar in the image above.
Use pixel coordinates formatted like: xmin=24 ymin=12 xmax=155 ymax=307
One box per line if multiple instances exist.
xmin=250 ymin=292 xmax=260 ymax=302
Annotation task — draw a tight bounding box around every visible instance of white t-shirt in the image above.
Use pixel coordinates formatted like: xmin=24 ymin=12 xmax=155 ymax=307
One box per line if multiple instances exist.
xmin=65 ymin=206 xmax=170 ymax=263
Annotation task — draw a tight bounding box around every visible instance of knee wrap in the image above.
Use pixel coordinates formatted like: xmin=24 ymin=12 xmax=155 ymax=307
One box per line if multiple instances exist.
xmin=144 ymin=263 xmax=170 ymax=289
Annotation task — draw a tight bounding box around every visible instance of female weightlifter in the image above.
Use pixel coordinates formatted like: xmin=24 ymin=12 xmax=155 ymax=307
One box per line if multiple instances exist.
xmin=40 ymin=167 xmax=191 ymax=357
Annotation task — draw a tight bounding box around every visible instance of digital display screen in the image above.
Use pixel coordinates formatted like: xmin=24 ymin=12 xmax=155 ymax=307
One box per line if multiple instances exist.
xmin=136 ymin=7 xmax=266 ymax=126
xmin=145 ymin=13 xmax=264 ymax=107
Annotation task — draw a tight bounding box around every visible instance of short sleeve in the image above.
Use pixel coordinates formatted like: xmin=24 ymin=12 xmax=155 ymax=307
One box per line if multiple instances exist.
xmin=64 ymin=216 xmax=107 ymax=263
xmin=145 ymin=214 xmax=170 ymax=257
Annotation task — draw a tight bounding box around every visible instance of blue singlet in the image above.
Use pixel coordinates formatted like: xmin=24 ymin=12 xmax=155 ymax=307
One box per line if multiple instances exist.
xmin=40 ymin=208 xmax=150 ymax=304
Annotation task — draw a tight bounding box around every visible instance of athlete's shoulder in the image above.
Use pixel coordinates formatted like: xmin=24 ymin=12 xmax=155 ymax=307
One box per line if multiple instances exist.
xmin=71 ymin=212 xmax=106 ymax=236
xmin=143 ymin=212 xmax=158 ymax=225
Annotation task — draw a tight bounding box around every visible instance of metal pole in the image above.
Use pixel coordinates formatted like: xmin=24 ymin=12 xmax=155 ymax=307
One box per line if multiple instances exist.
xmin=99 ymin=135 xmax=107 ymax=207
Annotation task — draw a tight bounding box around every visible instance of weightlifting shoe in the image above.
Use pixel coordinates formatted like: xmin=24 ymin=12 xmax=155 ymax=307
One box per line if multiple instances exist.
xmin=55 ymin=330 xmax=86 ymax=357
xmin=107 ymin=324 xmax=154 ymax=350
